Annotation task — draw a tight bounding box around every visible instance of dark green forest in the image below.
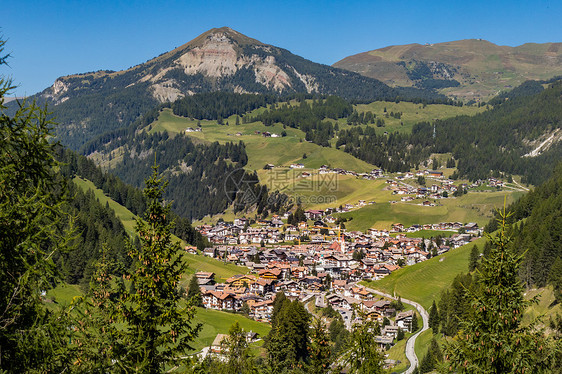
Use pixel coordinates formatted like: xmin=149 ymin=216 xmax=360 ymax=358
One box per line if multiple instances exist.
xmin=103 ymin=131 xmax=288 ymax=220
xmin=170 ymin=91 xmax=278 ymax=119
xmin=484 ymin=163 xmax=562 ymax=299
xmin=56 ymin=146 xmax=208 ymax=249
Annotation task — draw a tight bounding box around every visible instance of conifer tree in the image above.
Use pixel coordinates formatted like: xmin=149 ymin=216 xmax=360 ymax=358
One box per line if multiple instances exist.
xmin=340 ymin=307 xmax=383 ymax=374
xmin=221 ymin=321 xmax=256 ymax=374
xmin=114 ymin=166 xmax=202 ymax=372
xmin=411 ymin=313 xmax=419 ymax=332
xmin=308 ymin=318 xmax=332 ymax=374
xmin=69 ymin=246 xmax=122 ymax=372
xmin=469 ymin=244 xmax=479 ymax=272
xmin=428 ymin=300 xmax=440 ymax=333
xmin=397 ymin=328 xmax=405 ymax=341
xmin=0 ymin=39 xmax=73 ymax=371
xmin=419 ymin=337 xmax=443 ymax=373
xmin=266 ymin=299 xmax=310 ymax=373
xmin=444 ymin=209 xmax=557 ymax=373
xmin=187 ymin=275 xmax=203 ymax=307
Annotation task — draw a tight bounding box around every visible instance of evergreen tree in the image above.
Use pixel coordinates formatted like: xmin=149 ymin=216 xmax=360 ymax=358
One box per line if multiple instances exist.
xmin=69 ymin=246 xmax=123 ymax=372
xmin=339 ymin=307 xmax=383 ymax=374
xmin=549 ymin=257 xmax=562 ymax=304
xmin=444 ymin=210 xmax=557 ymax=373
xmin=411 ymin=313 xmax=419 ymax=332
xmin=270 ymin=292 xmax=288 ymax=329
xmin=267 ymin=299 xmax=311 ymax=373
xmin=428 ymin=300 xmax=440 ymax=333
xmin=432 ymin=157 xmax=440 ymax=169
xmin=114 ymin=166 xmax=202 ymax=371
xmin=221 ymin=322 xmax=256 ymax=374
xmin=469 ymin=244 xmax=479 ymax=272
xmin=419 ymin=337 xmax=443 ymax=373
xmin=308 ymin=318 xmax=332 ymax=374
xmin=188 ymin=275 xmax=203 ymax=307
xmin=397 ymin=328 xmax=405 ymax=341
xmin=0 ymin=40 xmax=73 ymax=371
xmin=328 ymin=317 xmax=349 ymax=358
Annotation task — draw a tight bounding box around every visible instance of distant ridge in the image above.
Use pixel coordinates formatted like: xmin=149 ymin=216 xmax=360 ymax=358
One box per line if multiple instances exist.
xmin=334 ymin=39 xmax=562 ymax=100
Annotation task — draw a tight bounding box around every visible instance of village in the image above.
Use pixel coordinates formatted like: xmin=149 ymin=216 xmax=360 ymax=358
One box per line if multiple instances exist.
xmin=192 ymin=194 xmax=483 ymax=356
xmin=189 ymin=165 xmax=506 ymax=361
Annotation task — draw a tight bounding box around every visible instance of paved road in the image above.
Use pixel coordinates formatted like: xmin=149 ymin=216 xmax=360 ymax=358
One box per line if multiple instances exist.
xmin=364 ymin=287 xmax=429 ymax=374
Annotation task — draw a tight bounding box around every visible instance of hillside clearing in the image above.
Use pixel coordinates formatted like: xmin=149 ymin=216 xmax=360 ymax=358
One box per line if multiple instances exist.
xmin=353 ymin=101 xmax=485 ymax=134
xmin=150 ymin=108 xmax=376 ymax=172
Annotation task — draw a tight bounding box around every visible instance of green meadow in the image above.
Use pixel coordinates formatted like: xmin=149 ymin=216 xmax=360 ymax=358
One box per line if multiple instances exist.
xmin=363 ymin=237 xmax=486 ymax=310
xmin=150 ymin=108 xmax=376 ymax=172
xmin=338 ymin=190 xmax=524 ymax=232
xmin=256 ymin=171 xmax=392 ymax=211
xmin=191 ymin=308 xmax=271 ymax=352
xmin=45 ymin=285 xmax=269 ymax=353
xmin=352 ymin=101 xmax=484 ymax=134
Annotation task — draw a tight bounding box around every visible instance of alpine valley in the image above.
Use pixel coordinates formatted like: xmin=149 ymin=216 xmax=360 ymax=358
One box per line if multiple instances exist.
xmin=3 ymin=25 xmax=562 ymax=374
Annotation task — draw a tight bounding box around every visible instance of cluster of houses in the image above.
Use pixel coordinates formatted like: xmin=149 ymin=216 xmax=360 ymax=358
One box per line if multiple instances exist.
xmin=197 ymin=266 xmax=418 ymax=357
xmin=471 ymin=177 xmax=505 ymax=188
xmin=194 ymin=204 xmax=481 ymax=362
xmin=197 ymin=209 xmax=481 ymax=248
xmin=388 ymin=178 xmax=463 ymax=199
xmin=194 ymin=215 xmax=480 ymax=321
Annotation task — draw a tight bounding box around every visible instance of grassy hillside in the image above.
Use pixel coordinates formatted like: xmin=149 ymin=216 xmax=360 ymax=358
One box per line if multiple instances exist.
xmin=353 ymin=101 xmax=484 ymax=134
xmin=72 ymin=176 xmax=246 ymax=282
xmin=256 ymin=171 xmax=391 ymax=210
xmin=339 ymin=190 xmax=524 ymax=232
xmin=149 ymin=102 xmax=482 ymax=172
xmin=150 ymin=108 xmax=377 ymax=172
xmin=363 ymin=237 xmax=486 ymax=310
xmin=414 ymin=329 xmax=437 ymax=367
xmin=73 ymin=176 xmax=138 ymax=236
xmin=523 ymin=287 xmax=562 ymax=325
xmin=45 ymin=285 xmax=269 ymax=353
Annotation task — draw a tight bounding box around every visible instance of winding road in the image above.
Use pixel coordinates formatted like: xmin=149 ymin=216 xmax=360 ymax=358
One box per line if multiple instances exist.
xmin=364 ymin=287 xmax=429 ymax=374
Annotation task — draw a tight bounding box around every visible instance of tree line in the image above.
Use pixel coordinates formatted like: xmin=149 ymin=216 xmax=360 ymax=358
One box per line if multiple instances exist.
xmin=485 ymin=162 xmax=562 ymax=300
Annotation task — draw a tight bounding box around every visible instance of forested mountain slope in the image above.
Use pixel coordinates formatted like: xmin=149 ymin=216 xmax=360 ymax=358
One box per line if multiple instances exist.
xmin=485 ymin=163 xmax=562 ymax=298
xmin=56 ymin=146 xmax=208 ymax=246
xmin=337 ymin=79 xmax=562 ymax=184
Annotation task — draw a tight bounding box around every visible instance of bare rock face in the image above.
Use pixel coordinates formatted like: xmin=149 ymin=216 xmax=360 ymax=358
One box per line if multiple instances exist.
xmin=163 ymin=28 xmax=295 ymax=97
xmin=41 ymin=26 xmax=390 ymax=109
xmin=176 ymin=32 xmax=241 ymax=78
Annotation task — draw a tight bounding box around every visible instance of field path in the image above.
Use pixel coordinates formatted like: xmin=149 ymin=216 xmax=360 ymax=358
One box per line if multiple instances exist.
xmin=364 ymin=286 xmax=429 ymax=374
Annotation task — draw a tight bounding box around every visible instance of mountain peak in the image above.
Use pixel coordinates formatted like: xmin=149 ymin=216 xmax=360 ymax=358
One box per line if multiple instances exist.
xmin=178 ymin=26 xmax=264 ymax=51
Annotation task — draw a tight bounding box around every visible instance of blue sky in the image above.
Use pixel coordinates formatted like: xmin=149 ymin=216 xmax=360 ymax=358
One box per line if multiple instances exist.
xmin=3 ymin=0 xmax=561 ymax=96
